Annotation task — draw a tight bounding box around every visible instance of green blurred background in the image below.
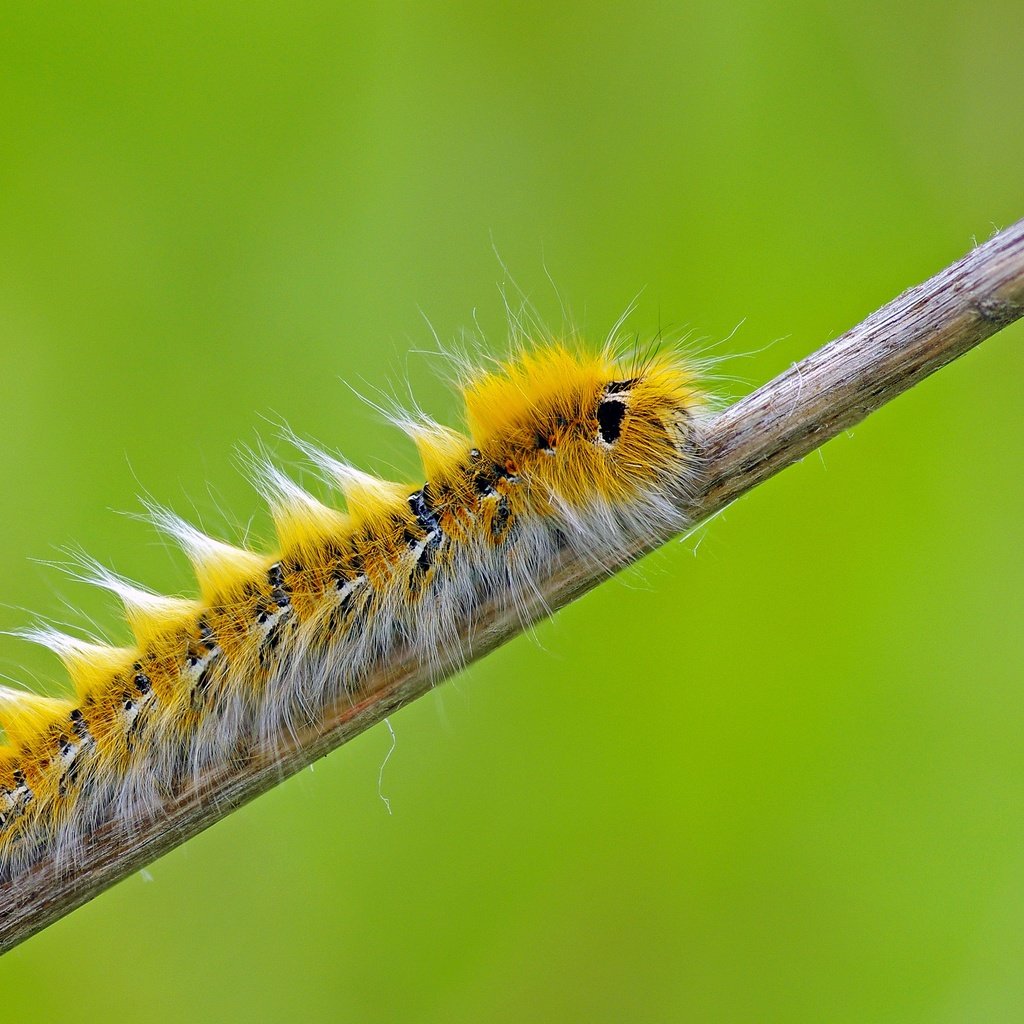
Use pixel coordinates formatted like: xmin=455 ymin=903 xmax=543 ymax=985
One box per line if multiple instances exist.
xmin=1 ymin=2 xmax=1022 ymax=1020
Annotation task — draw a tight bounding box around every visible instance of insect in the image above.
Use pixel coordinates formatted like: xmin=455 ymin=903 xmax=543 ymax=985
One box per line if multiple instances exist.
xmin=0 ymin=342 xmax=701 ymax=880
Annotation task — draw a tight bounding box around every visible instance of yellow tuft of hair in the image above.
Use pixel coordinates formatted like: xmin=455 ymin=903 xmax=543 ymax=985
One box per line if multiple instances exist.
xmin=462 ymin=345 xmax=614 ymax=447
xmin=124 ymin=594 xmax=202 ymax=648
xmin=49 ymin=637 xmax=137 ymax=703
xmin=400 ymin=419 xmax=471 ymax=481
xmin=331 ymin=465 xmax=410 ymax=526
xmin=0 ymin=686 xmax=75 ymax=753
xmin=149 ymin=508 xmax=270 ymax=602
xmin=259 ymin=466 xmax=351 ymax=557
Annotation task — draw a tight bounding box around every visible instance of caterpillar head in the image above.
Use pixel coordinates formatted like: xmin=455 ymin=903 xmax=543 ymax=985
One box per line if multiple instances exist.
xmin=463 ymin=346 xmax=699 ymax=510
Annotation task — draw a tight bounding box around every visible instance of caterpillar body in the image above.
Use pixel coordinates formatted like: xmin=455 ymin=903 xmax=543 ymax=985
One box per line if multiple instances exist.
xmin=0 ymin=343 xmax=701 ymax=881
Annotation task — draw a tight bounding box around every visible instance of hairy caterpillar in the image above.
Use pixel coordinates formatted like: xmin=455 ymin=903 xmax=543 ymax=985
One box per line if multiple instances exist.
xmin=0 ymin=342 xmax=701 ymax=882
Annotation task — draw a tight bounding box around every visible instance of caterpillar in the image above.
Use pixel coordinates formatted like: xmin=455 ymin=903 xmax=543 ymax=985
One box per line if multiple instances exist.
xmin=0 ymin=341 xmax=701 ymax=882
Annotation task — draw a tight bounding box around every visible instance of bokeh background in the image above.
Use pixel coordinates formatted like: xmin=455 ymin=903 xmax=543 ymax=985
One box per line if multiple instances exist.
xmin=1 ymin=3 xmax=1022 ymax=1020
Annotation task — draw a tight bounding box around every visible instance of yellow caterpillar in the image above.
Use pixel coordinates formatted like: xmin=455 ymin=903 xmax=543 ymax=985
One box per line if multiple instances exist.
xmin=0 ymin=342 xmax=701 ymax=878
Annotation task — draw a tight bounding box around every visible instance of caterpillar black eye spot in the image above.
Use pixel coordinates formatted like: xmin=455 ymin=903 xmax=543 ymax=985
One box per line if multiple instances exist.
xmin=596 ymin=398 xmax=626 ymax=445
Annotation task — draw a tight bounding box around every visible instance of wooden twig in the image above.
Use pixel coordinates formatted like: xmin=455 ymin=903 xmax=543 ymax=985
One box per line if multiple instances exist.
xmin=2 ymin=221 xmax=1023 ymax=954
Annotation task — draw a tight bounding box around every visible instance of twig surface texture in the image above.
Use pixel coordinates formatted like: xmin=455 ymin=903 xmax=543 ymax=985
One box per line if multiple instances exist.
xmin=2 ymin=221 xmax=1023 ymax=953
